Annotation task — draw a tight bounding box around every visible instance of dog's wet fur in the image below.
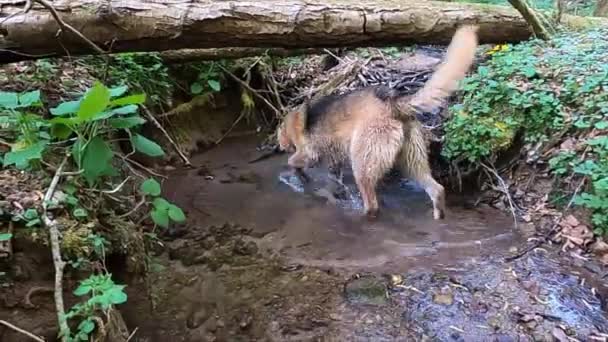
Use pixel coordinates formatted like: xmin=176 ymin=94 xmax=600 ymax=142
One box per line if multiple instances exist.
xmin=277 ymin=26 xmax=479 ymax=219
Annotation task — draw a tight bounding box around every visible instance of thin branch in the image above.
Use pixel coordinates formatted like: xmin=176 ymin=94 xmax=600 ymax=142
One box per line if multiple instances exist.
xmin=481 ymin=162 xmax=518 ymax=227
xmin=41 ymin=154 xmax=70 ymax=341
xmin=0 ymin=320 xmax=45 ymax=342
xmin=217 ymin=64 xmax=282 ymax=116
xmin=118 ymin=195 xmax=146 ymax=218
xmin=141 ymin=105 xmax=192 ymax=167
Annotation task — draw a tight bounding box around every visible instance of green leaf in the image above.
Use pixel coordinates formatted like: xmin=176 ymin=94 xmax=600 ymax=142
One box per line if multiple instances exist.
xmin=51 ymin=123 xmax=73 ymax=140
xmin=141 ymin=178 xmax=161 ymax=196
xmin=108 ymin=116 xmax=146 ymax=129
xmin=77 ymin=82 xmax=111 ymax=121
xmin=49 ymin=116 xmax=81 ymax=126
xmin=82 ymin=136 xmax=114 ymax=186
xmin=92 ymin=105 xmax=138 ymax=120
xmin=0 ymin=91 xmax=18 ymax=109
xmin=78 ymin=319 xmax=96 ymax=334
xmin=0 ymin=233 xmax=12 ymax=241
xmin=18 ymin=90 xmax=41 ymax=107
xmin=595 ymin=121 xmax=608 ymax=130
xmin=73 ymin=208 xmax=88 ymax=218
xmin=73 ymin=284 xmax=92 ymax=296
xmin=207 ymin=79 xmax=221 ymax=92
xmin=109 ymin=85 xmax=128 ymax=98
xmin=108 ymin=288 xmax=128 ymax=304
xmin=190 ymin=82 xmax=203 ymax=95
xmin=151 ymin=208 xmax=169 ymax=228
xmin=23 ymin=208 xmax=38 ymax=220
xmin=131 ymin=133 xmax=165 ymax=157
xmin=152 ymin=197 xmax=170 ymax=210
xmin=110 ymin=105 xmax=138 ymax=115
xmin=110 ymin=93 xmax=146 ymax=106
xmin=3 ymin=141 xmax=47 ymax=169
xmin=168 ymin=204 xmax=186 ymax=222
xmin=50 ymin=100 xmax=81 ymax=116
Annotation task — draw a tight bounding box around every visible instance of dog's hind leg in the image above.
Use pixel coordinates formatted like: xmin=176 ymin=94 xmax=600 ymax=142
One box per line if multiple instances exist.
xmin=350 ymin=120 xmax=404 ymax=218
xmin=398 ymin=121 xmax=445 ymax=220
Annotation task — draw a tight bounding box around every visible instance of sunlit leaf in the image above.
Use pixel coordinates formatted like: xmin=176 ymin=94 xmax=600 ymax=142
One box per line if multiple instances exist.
xmin=110 ymin=94 xmax=146 ymax=106
xmin=77 ymin=82 xmax=110 ymax=121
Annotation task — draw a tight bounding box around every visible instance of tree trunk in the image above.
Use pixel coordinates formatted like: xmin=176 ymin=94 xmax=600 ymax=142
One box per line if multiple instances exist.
xmin=0 ymin=0 xmax=606 ymax=64
xmin=507 ymin=0 xmax=554 ymax=39
xmin=595 ymin=0 xmax=608 ymax=17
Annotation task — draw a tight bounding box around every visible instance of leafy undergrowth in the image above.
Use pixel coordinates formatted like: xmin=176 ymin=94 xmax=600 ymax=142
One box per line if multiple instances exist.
xmin=0 ymin=77 xmax=186 ymax=340
xmin=443 ymin=28 xmax=608 ymax=257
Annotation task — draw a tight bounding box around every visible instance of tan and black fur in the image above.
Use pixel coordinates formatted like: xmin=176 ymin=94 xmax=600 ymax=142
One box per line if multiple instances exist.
xmin=277 ymin=26 xmax=479 ymax=219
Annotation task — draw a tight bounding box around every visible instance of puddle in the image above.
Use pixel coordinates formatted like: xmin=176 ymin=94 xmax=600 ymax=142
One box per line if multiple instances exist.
xmin=163 ymin=135 xmax=525 ymax=273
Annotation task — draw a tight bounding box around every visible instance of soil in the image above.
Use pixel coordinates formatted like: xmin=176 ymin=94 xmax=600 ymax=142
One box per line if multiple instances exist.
xmin=2 ymin=135 xmax=608 ymax=341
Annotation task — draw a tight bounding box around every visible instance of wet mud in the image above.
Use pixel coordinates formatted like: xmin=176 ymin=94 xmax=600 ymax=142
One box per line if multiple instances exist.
xmin=2 ymin=135 xmax=608 ymax=341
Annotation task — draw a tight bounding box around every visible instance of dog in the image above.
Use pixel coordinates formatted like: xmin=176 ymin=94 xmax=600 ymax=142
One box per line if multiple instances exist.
xmin=277 ymin=25 xmax=479 ymax=219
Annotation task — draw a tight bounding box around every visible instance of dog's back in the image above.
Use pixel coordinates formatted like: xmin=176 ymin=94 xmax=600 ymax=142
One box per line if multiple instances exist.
xmin=304 ymin=86 xmax=399 ymax=148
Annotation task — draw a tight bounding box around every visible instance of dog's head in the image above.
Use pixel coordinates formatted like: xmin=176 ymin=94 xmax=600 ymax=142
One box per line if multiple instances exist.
xmin=277 ymin=107 xmax=316 ymax=169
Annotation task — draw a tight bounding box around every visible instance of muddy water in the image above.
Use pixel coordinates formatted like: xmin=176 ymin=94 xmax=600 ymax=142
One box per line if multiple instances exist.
xmin=119 ymin=135 xmax=608 ymax=342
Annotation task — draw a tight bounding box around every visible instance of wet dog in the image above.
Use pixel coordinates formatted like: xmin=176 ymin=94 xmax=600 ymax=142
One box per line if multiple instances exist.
xmin=277 ymin=26 xmax=479 ymax=219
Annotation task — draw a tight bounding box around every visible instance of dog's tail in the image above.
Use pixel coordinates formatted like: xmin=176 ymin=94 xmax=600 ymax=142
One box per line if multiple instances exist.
xmin=396 ymin=25 xmax=479 ymax=118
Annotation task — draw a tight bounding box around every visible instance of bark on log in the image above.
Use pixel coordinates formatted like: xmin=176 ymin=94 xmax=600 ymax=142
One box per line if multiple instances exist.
xmin=0 ymin=0 xmax=607 ymax=64
xmin=159 ymin=48 xmax=329 ymax=64
xmin=595 ymin=0 xmax=608 ymax=17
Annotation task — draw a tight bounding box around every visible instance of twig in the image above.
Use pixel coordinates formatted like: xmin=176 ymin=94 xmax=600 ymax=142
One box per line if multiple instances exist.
xmin=0 ymin=320 xmax=45 ymax=342
xmin=118 ymin=153 xmax=167 ymax=179
xmin=248 ymin=146 xmax=283 ymax=164
xmin=505 ymin=176 xmax=586 ymax=262
xmin=141 ymin=105 xmax=192 ymax=167
xmin=101 ymin=176 xmax=131 ymax=194
xmin=126 ymin=327 xmax=139 ymax=342
xmin=40 ymin=155 xmax=70 ymax=341
xmin=217 ymin=64 xmax=282 ymax=116
xmin=32 ymin=0 xmax=106 ymax=55
xmin=24 ymin=286 xmax=54 ymax=308
xmin=118 ymin=195 xmax=146 ymax=218
xmin=215 ymin=109 xmax=247 ymax=145
xmin=481 ymin=162 xmax=518 ymax=227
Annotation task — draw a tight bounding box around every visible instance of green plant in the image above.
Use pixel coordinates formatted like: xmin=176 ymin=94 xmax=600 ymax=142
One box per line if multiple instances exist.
xmin=189 ymin=62 xmax=222 ymax=95
xmin=446 ymin=28 xmax=608 ymax=234
xmin=0 ymin=89 xmax=50 ymax=169
xmin=48 ymin=82 xmax=166 ymax=186
xmin=140 ymin=178 xmax=186 ymax=228
xmin=62 ymin=274 xmax=127 ymax=341
xmin=12 ymin=208 xmax=41 ymax=227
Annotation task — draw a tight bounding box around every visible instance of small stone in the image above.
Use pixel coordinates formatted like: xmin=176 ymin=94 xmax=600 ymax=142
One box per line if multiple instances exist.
xmin=365 ymin=319 xmax=374 ymax=324
xmin=301 ymin=275 xmax=309 ymax=282
xmin=239 ymin=314 xmax=252 ymax=330
xmin=186 ymin=307 xmax=209 ymax=329
xmin=329 ymin=313 xmax=341 ymax=321
xmin=433 ymin=292 xmax=454 ymax=305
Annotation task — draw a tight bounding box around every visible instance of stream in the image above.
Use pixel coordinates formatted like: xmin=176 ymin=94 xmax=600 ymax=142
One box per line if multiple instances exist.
xmin=114 ymin=135 xmax=608 ymax=341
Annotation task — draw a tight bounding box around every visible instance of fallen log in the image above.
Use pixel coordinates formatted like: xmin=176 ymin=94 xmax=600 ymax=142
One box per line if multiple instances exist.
xmin=0 ymin=0 xmax=607 ymax=64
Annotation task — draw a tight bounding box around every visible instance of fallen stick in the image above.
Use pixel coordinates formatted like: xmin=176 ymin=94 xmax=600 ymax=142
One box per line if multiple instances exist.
xmin=40 ymin=155 xmax=70 ymax=340
xmin=0 ymin=320 xmax=45 ymax=342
